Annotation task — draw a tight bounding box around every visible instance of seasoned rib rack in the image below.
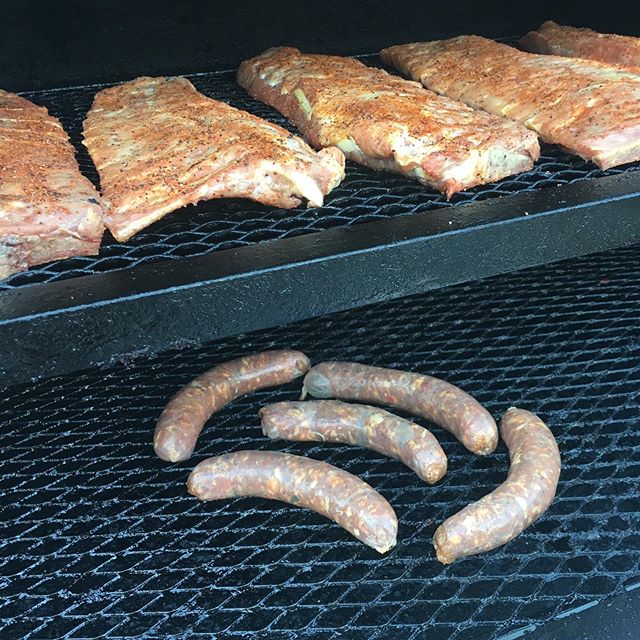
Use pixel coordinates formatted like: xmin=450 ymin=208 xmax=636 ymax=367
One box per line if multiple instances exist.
xmin=520 ymin=21 xmax=640 ymax=70
xmin=0 ymin=90 xmax=104 ymax=279
xmin=83 ymin=76 xmax=344 ymax=241
xmin=382 ymin=36 xmax=640 ymax=169
xmin=238 ymin=47 xmax=539 ymax=197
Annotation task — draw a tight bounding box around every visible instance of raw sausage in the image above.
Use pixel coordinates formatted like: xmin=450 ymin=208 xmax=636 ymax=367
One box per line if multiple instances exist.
xmin=187 ymin=450 xmax=398 ymax=553
xmin=433 ymin=408 xmax=561 ymax=564
xmin=261 ymin=400 xmax=447 ymax=483
xmin=302 ymin=362 xmax=498 ymax=455
xmin=434 ymin=408 xmax=561 ymax=563
xmin=260 ymin=400 xmax=447 ymax=484
xmin=154 ymin=350 xmax=310 ymax=462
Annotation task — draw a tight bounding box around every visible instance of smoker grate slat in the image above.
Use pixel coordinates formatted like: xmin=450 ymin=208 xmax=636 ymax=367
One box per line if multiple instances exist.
xmin=2 ymin=56 xmax=639 ymax=291
xmin=1 ymin=243 xmax=639 ymax=639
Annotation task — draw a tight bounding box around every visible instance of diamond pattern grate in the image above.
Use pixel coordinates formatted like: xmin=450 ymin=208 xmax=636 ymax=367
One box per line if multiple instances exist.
xmin=1 ymin=243 xmax=639 ymax=638
xmin=2 ymin=58 xmax=639 ymax=290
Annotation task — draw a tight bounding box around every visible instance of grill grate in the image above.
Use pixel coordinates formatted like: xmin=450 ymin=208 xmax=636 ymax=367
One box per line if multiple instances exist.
xmin=1 ymin=244 xmax=639 ymax=639
xmin=2 ymin=58 xmax=639 ymax=290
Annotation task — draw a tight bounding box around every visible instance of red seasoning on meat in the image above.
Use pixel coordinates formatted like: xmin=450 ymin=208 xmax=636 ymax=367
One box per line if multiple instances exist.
xmin=260 ymin=400 xmax=448 ymax=484
xmin=433 ymin=408 xmax=561 ymax=564
xmin=382 ymin=36 xmax=640 ymax=169
xmin=0 ymin=90 xmax=104 ymax=279
xmin=154 ymin=350 xmax=310 ymax=462
xmin=238 ymin=47 xmax=539 ymax=198
xmin=520 ymin=21 xmax=640 ymax=71
xmin=187 ymin=450 xmax=398 ymax=553
xmin=83 ymin=76 xmax=345 ymax=241
xmin=302 ymin=362 xmax=498 ymax=456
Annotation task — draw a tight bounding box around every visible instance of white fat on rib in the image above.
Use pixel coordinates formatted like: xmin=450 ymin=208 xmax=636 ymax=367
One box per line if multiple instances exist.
xmin=294 ymin=89 xmax=313 ymax=118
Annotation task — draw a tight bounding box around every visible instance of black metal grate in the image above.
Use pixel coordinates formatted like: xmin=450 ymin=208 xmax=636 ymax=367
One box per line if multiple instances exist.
xmin=2 ymin=57 xmax=639 ymax=290
xmin=1 ymin=243 xmax=640 ymax=639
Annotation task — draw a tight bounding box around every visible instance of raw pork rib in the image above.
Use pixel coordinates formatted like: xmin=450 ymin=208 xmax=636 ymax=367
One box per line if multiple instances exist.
xmin=238 ymin=47 xmax=539 ymax=198
xmin=382 ymin=36 xmax=640 ymax=169
xmin=520 ymin=21 xmax=640 ymax=70
xmin=0 ymin=90 xmax=104 ymax=279
xmin=83 ymin=76 xmax=345 ymax=241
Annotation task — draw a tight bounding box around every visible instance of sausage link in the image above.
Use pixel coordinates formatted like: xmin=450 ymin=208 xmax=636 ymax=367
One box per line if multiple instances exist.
xmin=187 ymin=450 xmax=398 ymax=553
xmin=433 ymin=408 xmax=561 ymax=564
xmin=302 ymin=362 xmax=498 ymax=455
xmin=260 ymin=400 xmax=447 ymax=484
xmin=154 ymin=350 xmax=310 ymax=462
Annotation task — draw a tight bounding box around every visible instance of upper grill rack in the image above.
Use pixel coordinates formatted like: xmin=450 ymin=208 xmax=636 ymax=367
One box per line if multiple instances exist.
xmin=2 ymin=56 xmax=639 ymax=290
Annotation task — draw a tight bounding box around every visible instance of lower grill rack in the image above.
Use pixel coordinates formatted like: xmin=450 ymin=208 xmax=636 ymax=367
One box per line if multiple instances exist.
xmin=1 ymin=244 xmax=639 ymax=639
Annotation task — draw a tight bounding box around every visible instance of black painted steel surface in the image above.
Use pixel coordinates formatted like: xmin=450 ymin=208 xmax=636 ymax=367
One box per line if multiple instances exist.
xmin=1 ymin=244 xmax=639 ymax=639
xmin=1 ymin=0 xmax=638 ymax=92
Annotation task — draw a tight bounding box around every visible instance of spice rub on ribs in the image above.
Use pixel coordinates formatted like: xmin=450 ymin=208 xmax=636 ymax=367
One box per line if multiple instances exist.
xmin=382 ymin=36 xmax=640 ymax=169
xmin=238 ymin=47 xmax=539 ymax=198
xmin=0 ymin=90 xmax=104 ymax=279
xmin=520 ymin=21 xmax=640 ymax=71
xmin=83 ymin=76 xmax=344 ymax=241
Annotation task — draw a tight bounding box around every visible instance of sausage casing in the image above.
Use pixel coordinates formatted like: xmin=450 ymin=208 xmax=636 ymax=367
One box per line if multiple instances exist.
xmin=433 ymin=408 xmax=561 ymax=564
xmin=187 ymin=450 xmax=398 ymax=553
xmin=260 ymin=400 xmax=447 ymax=484
xmin=154 ymin=350 xmax=310 ymax=462
xmin=302 ymin=362 xmax=498 ymax=455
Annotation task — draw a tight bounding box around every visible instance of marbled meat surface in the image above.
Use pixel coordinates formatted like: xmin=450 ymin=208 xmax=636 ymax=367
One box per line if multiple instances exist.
xmin=0 ymin=90 xmax=104 ymax=279
xmin=238 ymin=48 xmax=539 ymax=198
xmin=83 ymin=76 xmax=345 ymax=241
xmin=382 ymin=36 xmax=640 ymax=169
xmin=520 ymin=21 xmax=640 ymax=70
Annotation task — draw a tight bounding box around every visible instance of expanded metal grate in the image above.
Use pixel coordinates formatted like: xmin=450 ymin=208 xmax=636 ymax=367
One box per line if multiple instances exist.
xmin=2 ymin=58 xmax=639 ymax=290
xmin=1 ymin=243 xmax=639 ymax=639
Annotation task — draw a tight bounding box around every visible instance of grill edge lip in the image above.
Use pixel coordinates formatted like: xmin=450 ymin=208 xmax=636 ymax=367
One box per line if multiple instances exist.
xmin=524 ymin=586 xmax=640 ymax=640
xmin=2 ymin=170 xmax=639 ymax=386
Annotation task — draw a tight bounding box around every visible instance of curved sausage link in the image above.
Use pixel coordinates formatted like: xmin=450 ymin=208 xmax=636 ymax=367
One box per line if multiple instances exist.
xmin=433 ymin=408 xmax=561 ymax=564
xmin=154 ymin=350 xmax=310 ymax=462
xmin=302 ymin=362 xmax=498 ymax=455
xmin=260 ymin=400 xmax=447 ymax=484
xmin=187 ymin=450 xmax=398 ymax=553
